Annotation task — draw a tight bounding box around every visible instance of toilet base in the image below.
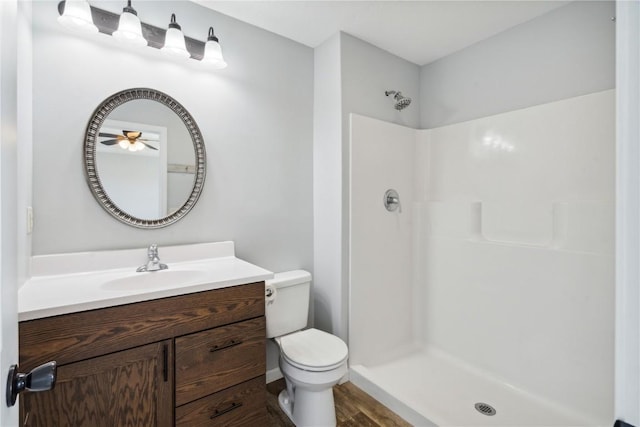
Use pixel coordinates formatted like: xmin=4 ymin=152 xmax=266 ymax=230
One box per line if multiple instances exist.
xmin=278 ymin=389 xmax=294 ymax=420
xmin=278 ymin=385 xmax=337 ymax=427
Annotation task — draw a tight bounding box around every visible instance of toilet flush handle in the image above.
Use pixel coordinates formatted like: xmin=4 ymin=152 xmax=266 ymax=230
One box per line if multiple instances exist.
xmin=265 ymin=283 xmax=277 ymax=304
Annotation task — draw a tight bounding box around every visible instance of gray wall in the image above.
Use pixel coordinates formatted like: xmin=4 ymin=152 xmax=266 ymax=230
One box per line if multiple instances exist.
xmin=30 ymin=1 xmax=314 ymax=277
xmin=420 ymin=0 xmax=615 ymax=128
xmin=313 ymin=33 xmax=343 ymax=338
xmin=341 ymin=33 xmax=421 ymax=130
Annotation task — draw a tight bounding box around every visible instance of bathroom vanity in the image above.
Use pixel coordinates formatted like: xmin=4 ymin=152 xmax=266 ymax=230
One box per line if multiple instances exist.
xmin=17 ymin=242 xmax=272 ymax=426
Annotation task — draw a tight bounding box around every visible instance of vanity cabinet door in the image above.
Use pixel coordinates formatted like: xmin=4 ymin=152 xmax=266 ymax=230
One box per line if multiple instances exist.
xmin=21 ymin=340 xmax=173 ymax=427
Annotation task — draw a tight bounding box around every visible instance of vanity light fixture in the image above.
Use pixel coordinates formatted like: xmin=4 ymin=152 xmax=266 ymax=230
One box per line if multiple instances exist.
xmin=112 ymin=0 xmax=147 ymax=47
xmin=161 ymin=14 xmax=190 ymax=59
xmin=202 ymin=27 xmax=228 ymax=69
xmin=57 ymin=0 xmax=98 ymax=33
xmin=56 ymin=1 xmax=228 ymax=67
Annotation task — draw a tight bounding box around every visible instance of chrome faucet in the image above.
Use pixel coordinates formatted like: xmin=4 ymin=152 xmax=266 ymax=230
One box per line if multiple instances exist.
xmin=136 ymin=244 xmax=168 ymax=272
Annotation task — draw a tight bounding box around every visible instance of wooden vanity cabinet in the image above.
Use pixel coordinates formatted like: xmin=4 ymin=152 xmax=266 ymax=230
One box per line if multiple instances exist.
xmin=19 ymin=282 xmax=267 ymax=427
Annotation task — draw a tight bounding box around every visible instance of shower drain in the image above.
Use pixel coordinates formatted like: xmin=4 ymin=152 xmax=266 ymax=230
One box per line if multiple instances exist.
xmin=474 ymin=402 xmax=497 ymax=416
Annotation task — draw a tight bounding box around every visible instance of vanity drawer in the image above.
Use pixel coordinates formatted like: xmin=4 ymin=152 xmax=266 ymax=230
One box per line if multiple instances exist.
xmin=19 ymin=282 xmax=265 ymax=371
xmin=175 ymin=317 xmax=266 ymax=406
xmin=175 ymin=376 xmax=266 ymax=426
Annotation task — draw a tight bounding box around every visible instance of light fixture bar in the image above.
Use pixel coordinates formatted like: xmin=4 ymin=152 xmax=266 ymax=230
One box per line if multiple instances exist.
xmin=56 ymin=1 xmax=205 ymax=59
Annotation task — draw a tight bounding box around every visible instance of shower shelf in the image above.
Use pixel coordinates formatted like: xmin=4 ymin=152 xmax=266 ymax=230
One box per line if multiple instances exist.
xmin=419 ymin=200 xmax=614 ymax=255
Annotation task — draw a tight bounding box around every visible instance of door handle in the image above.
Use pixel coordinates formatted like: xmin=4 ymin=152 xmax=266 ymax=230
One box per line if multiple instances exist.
xmin=6 ymin=361 xmax=57 ymax=407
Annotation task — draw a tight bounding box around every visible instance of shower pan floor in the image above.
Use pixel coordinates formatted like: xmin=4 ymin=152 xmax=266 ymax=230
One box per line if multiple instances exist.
xmin=350 ymin=347 xmax=602 ymax=427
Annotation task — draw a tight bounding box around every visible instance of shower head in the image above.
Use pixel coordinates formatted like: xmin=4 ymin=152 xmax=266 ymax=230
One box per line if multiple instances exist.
xmin=385 ymin=90 xmax=412 ymax=111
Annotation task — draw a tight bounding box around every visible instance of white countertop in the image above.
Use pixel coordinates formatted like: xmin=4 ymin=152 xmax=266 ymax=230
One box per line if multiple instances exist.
xmin=19 ymin=242 xmax=273 ymax=321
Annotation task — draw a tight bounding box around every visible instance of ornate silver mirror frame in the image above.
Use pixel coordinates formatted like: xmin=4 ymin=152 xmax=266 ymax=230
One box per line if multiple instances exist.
xmin=84 ymin=88 xmax=206 ymax=228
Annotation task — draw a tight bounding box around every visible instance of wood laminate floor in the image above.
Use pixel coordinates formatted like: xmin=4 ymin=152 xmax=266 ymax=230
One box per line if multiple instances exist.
xmin=266 ymin=379 xmax=412 ymax=427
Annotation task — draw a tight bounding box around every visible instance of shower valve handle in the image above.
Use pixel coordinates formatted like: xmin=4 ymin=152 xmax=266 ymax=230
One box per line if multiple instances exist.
xmin=384 ymin=189 xmax=402 ymax=213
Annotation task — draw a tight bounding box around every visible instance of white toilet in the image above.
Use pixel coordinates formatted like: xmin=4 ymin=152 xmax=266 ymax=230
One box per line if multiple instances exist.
xmin=265 ymin=270 xmax=349 ymax=427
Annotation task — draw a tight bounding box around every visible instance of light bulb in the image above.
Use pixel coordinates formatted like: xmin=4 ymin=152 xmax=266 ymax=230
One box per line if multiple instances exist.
xmin=112 ymin=1 xmax=146 ymax=47
xmin=57 ymin=0 xmax=98 ymax=33
xmin=161 ymin=14 xmax=190 ymax=59
xmin=118 ymin=140 xmax=129 ymax=149
xmin=202 ymin=27 xmax=227 ymax=69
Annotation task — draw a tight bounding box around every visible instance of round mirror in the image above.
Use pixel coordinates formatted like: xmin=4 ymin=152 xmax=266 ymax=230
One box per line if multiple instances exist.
xmin=84 ymin=88 xmax=206 ymax=228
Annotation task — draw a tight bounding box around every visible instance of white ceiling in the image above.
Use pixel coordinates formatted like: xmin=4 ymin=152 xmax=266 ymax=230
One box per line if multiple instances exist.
xmin=192 ymin=1 xmax=570 ymax=66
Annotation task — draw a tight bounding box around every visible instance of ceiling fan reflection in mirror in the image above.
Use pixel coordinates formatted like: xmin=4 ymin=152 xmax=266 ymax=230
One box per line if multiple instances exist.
xmin=98 ymin=130 xmax=159 ymax=152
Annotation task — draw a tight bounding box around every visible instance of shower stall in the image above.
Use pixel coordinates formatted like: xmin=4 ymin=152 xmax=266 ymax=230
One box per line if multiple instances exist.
xmin=348 ymin=90 xmax=615 ymax=426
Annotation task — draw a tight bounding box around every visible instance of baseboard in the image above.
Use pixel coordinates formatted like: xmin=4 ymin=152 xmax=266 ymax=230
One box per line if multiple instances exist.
xmin=266 ymin=367 xmax=283 ymax=383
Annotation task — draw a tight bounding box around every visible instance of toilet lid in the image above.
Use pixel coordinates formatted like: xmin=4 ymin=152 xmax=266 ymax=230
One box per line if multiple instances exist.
xmin=278 ymin=328 xmax=348 ymax=371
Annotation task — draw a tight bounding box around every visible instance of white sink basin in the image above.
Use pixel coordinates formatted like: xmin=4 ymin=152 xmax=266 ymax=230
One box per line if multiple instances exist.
xmin=101 ymin=269 xmax=208 ymax=291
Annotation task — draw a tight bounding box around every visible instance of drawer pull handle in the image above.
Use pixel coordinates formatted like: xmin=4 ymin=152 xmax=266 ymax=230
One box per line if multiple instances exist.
xmin=209 ymin=339 xmax=242 ymax=353
xmin=210 ymin=402 xmax=243 ymax=419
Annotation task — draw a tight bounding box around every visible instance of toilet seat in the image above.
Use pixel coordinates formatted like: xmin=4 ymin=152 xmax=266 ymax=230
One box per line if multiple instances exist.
xmin=277 ymin=328 xmax=348 ymax=372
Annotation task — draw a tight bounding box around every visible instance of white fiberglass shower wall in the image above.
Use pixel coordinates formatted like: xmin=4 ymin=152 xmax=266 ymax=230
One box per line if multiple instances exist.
xmin=349 ymin=90 xmax=614 ymax=426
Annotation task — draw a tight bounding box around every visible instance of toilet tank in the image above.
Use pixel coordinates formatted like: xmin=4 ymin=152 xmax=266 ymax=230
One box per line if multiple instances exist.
xmin=265 ymin=270 xmax=311 ymax=338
